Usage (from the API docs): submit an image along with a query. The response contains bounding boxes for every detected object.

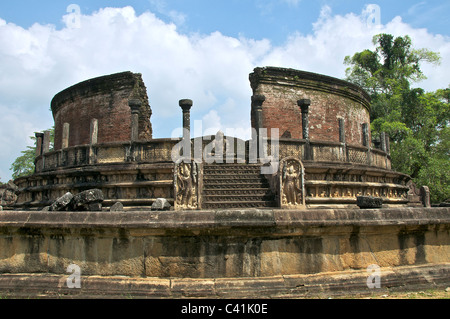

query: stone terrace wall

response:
[51,71,152,150]
[0,208,448,279]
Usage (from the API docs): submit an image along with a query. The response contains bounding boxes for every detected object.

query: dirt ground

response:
[335,287,450,299]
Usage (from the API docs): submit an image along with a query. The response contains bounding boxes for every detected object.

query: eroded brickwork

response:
[51,72,152,150]
[250,67,371,146]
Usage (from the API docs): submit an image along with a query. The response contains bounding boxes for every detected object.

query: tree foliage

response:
[10,128,54,180]
[345,33,448,203]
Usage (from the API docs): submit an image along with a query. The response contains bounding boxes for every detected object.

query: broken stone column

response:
[362,123,369,147]
[338,118,346,143]
[380,132,386,152]
[35,133,44,157]
[129,99,141,142]
[90,118,98,145]
[385,133,391,155]
[43,130,51,154]
[420,186,431,208]
[62,123,70,149]
[89,118,98,164]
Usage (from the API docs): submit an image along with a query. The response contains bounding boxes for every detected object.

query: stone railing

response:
[269,138,391,169]
[34,138,181,173]
[34,136,392,173]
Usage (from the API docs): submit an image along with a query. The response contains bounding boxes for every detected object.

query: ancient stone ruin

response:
[12,67,419,211]
[1,67,448,298]
[0,180,18,210]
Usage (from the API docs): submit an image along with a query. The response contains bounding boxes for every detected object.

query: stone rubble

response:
[44,189,104,211]
[151,198,172,211]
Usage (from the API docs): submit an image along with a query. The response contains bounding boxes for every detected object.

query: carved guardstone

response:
[174,159,202,210]
[278,157,305,209]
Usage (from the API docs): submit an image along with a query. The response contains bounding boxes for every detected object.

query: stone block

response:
[110,202,124,212]
[356,196,383,209]
[420,186,431,208]
[50,192,74,211]
[71,189,104,211]
[151,198,171,211]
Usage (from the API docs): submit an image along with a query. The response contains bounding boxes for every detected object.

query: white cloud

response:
[0,5,448,181]
[148,0,187,25]
[259,7,450,92]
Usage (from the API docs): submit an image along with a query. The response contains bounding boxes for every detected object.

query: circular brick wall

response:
[250,67,371,147]
[51,72,152,150]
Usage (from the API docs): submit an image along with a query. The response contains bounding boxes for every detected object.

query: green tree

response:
[10,128,54,180]
[344,34,448,204]
[10,144,36,180]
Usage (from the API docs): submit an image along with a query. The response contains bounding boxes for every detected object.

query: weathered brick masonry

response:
[51,71,152,150]
[14,67,412,210]
[250,67,371,146]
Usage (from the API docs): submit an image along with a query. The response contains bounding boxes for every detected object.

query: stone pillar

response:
[297,99,311,140]
[179,99,193,159]
[89,119,98,164]
[62,123,70,149]
[179,99,193,141]
[380,132,386,152]
[35,133,44,157]
[385,133,390,155]
[251,95,265,133]
[420,186,431,208]
[90,118,98,145]
[338,118,347,162]
[338,118,345,143]
[362,123,369,147]
[43,131,51,154]
[129,99,141,142]
[298,99,311,161]
[251,95,265,159]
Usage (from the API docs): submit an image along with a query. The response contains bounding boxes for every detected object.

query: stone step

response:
[203,188,272,195]
[202,200,277,209]
[203,163,262,168]
[203,178,269,184]
[203,184,271,191]
[203,165,262,173]
[201,163,275,209]
[203,165,261,173]
[203,192,274,199]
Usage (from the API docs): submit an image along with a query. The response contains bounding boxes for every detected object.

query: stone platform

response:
[0,207,449,298]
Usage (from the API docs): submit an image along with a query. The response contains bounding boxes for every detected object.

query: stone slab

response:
[0,263,448,299]
[1,207,448,230]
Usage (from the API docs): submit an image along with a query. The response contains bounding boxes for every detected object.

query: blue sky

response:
[1,1,449,41]
[0,1,449,181]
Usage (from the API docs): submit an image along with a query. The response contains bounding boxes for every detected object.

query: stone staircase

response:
[202,163,276,209]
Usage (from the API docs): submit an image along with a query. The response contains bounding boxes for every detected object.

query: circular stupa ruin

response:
[1,67,448,298]
[13,66,415,211]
